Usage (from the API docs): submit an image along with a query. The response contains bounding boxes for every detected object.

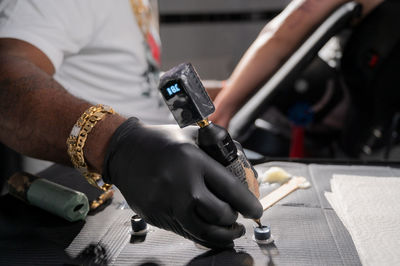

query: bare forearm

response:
[0,55,125,172]
[212,0,384,128]
[211,0,349,126]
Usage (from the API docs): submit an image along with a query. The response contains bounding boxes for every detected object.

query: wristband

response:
[67,104,115,191]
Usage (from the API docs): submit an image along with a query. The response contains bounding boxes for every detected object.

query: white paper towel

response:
[325,175,400,266]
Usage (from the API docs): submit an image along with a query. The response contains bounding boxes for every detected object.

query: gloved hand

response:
[102,118,262,249]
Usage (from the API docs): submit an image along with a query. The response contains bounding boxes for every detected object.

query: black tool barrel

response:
[197,123,238,166]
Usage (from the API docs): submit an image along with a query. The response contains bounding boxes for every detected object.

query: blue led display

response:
[166,83,181,96]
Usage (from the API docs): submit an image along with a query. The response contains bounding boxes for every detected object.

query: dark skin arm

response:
[0,38,126,172]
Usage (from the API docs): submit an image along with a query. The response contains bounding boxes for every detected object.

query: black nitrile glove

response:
[103,118,262,249]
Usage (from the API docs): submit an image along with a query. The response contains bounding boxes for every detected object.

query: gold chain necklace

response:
[129,0,152,38]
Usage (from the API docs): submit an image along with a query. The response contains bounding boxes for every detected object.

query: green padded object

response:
[27,178,89,222]
[8,172,89,222]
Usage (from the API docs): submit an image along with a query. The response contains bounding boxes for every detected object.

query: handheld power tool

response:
[158,62,261,226]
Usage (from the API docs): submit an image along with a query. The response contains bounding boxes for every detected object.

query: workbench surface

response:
[2,162,399,265]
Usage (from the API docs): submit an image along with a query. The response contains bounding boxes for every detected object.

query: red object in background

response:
[290,125,305,158]
[147,33,161,65]
[368,54,379,68]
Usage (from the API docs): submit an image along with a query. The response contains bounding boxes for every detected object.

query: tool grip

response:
[197,123,237,166]
[226,144,260,199]
[197,124,260,198]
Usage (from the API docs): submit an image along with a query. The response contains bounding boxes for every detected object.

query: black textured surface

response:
[3,162,396,265]
[0,143,21,194]
[37,164,103,203]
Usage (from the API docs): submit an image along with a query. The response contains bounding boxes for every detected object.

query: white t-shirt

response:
[0,0,173,124]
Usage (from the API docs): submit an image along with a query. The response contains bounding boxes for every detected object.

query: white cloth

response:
[0,0,173,124]
[325,175,400,266]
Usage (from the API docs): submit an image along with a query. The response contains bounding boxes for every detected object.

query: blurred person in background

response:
[210,0,400,157]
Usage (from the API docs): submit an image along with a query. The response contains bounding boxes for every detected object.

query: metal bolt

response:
[253,225,274,245]
[131,215,148,236]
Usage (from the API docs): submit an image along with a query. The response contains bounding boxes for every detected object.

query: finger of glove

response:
[183,218,245,249]
[191,236,234,250]
[146,124,198,144]
[145,212,239,249]
[195,189,238,226]
[181,126,199,141]
[202,155,263,219]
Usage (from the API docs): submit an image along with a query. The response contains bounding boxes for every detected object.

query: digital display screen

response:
[166,83,181,96]
[161,81,186,100]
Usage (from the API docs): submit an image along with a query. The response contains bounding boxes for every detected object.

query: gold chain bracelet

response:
[67,104,115,191]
